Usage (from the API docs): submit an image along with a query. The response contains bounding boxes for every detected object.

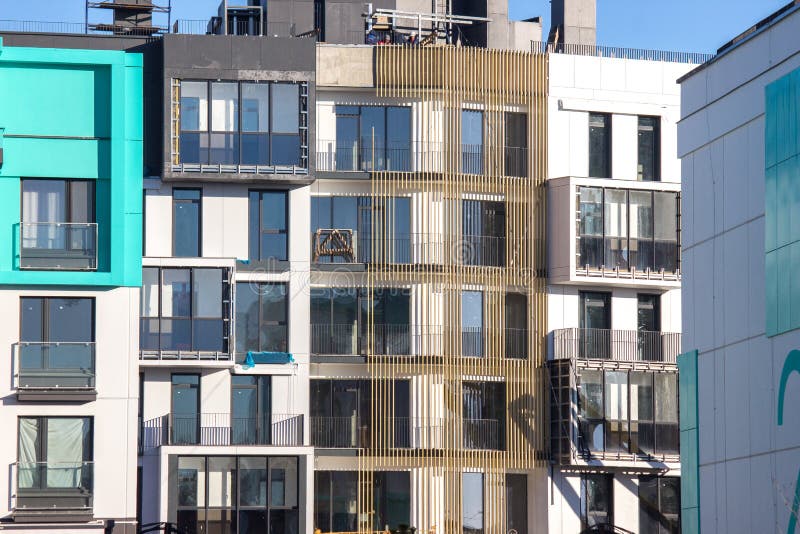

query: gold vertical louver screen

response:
[356,45,548,534]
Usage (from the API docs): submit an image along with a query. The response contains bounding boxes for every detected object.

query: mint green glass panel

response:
[678,350,700,534]
[765,67,800,337]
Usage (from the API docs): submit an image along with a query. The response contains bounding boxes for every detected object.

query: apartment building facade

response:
[678,3,800,533]
[0,38,143,532]
[545,50,698,533]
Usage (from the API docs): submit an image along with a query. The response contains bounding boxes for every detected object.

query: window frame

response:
[588,112,612,178]
[333,104,413,172]
[248,190,289,262]
[235,281,289,356]
[20,296,96,343]
[581,473,614,530]
[172,187,202,258]
[637,115,661,182]
[178,79,304,168]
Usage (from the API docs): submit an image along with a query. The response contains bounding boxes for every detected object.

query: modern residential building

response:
[678,2,800,533]
[544,21,704,534]
[0,37,143,533]
[0,0,716,531]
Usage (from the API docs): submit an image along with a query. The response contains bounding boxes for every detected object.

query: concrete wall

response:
[678,7,800,533]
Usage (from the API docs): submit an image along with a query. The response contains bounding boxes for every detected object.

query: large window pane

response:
[630,190,654,271]
[211,82,238,132]
[269,457,297,507]
[181,81,208,132]
[249,191,288,261]
[361,107,387,171]
[605,371,629,452]
[462,472,484,534]
[271,84,299,133]
[630,371,654,454]
[373,471,410,531]
[386,107,411,171]
[462,110,484,174]
[242,83,270,132]
[142,268,159,317]
[506,474,528,534]
[173,189,201,257]
[178,456,206,507]
[505,112,528,177]
[582,474,613,528]
[589,113,611,178]
[655,373,679,454]
[47,298,93,342]
[579,369,604,452]
[579,187,604,268]
[461,291,484,357]
[239,457,268,506]
[162,269,191,317]
[638,116,660,182]
[654,192,678,272]
[193,269,222,318]
[207,457,235,508]
[271,135,301,166]
[236,282,260,354]
[604,189,628,269]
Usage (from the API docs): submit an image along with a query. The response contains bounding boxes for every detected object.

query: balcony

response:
[13,342,96,401]
[552,328,680,364]
[547,177,681,288]
[315,139,529,177]
[14,461,93,521]
[462,418,503,450]
[19,223,97,271]
[310,416,444,449]
[139,413,303,451]
[310,323,414,356]
[139,318,230,363]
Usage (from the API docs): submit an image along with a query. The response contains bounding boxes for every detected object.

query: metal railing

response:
[315,139,529,177]
[462,418,502,450]
[13,342,96,390]
[139,317,229,356]
[139,413,303,449]
[504,327,528,359]
[552,328,680,363]
[0,20,88,34]
[310,416,445,449]
[15,461,93,511]
[19,222,97,271]
[532,41,714,64]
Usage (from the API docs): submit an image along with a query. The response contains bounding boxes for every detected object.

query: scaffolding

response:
[85,0,171,36]
[364,6,491,45]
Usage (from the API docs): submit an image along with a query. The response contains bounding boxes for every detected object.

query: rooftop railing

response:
[552,328,680,364]
[532,41,714,64]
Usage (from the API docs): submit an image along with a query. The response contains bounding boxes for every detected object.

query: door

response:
[232,376,271,445]
[171,374,200,444]
[332,381,361,447]
[637,294,661,361]
[580,292,611,359]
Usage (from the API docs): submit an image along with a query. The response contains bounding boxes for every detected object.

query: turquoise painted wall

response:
[765,67,800,336]
[0,41,142,287]
[678,349,700,534]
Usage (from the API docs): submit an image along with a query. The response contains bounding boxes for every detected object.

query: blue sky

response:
[0,0,791,53]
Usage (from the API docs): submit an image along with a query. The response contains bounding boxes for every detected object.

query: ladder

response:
[299,81,309,170]
[170,78,180,166]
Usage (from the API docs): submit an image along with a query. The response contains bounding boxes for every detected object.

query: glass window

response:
[462,472,484,534]
[578,186,604,268]
[173,188,201,257]
[271,84,299,133]
[655,373,679,454]
[236,282,288,358]
[579,369,604,452]
[373,471,410,530]
[331,106,411,172]
[207,457,235,508]
[654,192,679,272]
[581,474,613,529]
[505,112,528,177]
[604,189,628,269]
[240,457,268,506]
[180,81,208,132]
[463,382,506,450]
[506,474,528,534]
[605,370,629,452]
[461,291,484,357]
[579,291,611,359]
[386,107,412,171]
[640,476,680,534]
[638,116,660,182]
[141,268,228,353]
[630,371,655,454]
[17,417,92,492]
[630,190,654,271]
[462,110,484,174]
[242,84,270,132]
[589,112,611,178]
[171,374,200,445]
[211,82,238,132]
[505,293,527,359]
[249,191,288,261]
[462,200,506,267]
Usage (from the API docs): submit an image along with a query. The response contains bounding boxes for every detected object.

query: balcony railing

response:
[139,413,303,450]
[15,461,93,511]
[531,41,714,64]
[552,328,680,363]
[19,222,97,271]
[462,418,502,450]
[139,317,229,359]
[310,416,445,449]
[316,139,529,177]
[13,342,96,390]
[310,323,415,356]
[578,418,680,458]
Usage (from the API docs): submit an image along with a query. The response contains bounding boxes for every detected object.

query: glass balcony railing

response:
[19,222,97,271]
[15,461,93,511]
[14,342,96,390]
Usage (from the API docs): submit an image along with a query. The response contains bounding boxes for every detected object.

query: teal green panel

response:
[0,46,142,287]
[767,251,778,336]
[678,350,700,534]
[0,138,107,179]
[680,429,699,507]
[779,246,792,334]
[793,242,800,330]
[766,80,778,169]
[777,159,791,248]
[0,63,110,139]
[682,507,699,534]
[766,166,777,252]
[678,350,698,429]
[765,66,800,337]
